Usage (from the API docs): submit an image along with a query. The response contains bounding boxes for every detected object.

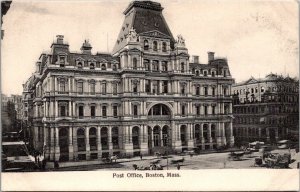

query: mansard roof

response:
[112,0,175,54]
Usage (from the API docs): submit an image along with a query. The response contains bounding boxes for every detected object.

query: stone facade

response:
[23,1,234,162]
[232,74,299,145]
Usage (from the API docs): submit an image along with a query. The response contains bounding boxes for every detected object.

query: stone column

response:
[55,101,58,117]
[69,101,72,117]
[85,127,90,160]
[108,126,113,155]
[72,128,78,161]
[73,102,76,117]
[229,122,234,147]
[97,126,102,159]
[54,76,57,94]
[140,125,148,155]
[54,127,60,161]
[44,126,50,160]
[187,124,195,149]
[160,127,163,146]
[68,127,74,161]
[50,128,55,161]
[258,128,262,138]
[200,124,205,150]
[123,126,133,157]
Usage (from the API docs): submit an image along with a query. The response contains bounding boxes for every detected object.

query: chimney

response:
[56,35,64,44]
[192,55,199,63]
[208,52,215,62]
[81,39,92,54]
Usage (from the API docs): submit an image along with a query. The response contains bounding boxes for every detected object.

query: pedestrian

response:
[140,154,143,160]
[177,164,180,170]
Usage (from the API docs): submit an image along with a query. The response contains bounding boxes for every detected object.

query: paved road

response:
[53,148,298,171]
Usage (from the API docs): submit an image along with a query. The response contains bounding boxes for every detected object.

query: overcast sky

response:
[1,0,298,95]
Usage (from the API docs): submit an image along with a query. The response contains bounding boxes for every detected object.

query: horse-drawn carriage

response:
[170,157,185,164]
[228,151,245,161]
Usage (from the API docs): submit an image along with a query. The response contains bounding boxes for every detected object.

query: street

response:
[51,148,299,171]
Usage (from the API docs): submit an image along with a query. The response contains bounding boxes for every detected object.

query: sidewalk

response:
[46,155,157,169]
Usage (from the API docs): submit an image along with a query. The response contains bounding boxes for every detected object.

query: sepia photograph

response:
[1,0,299,190]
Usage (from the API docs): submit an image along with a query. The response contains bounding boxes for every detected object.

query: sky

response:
[1,0,299,95]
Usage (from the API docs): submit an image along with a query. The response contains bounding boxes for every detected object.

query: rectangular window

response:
[79,106,84,118]
[204,87,208,96]
[102,83,107,94]
[196,106,200,115]
[113,106,118,117]
[113,83,117,95]
[212,87,215,96]
[145,80,151,93]
[90,83,95,95]
[181,85,185,94]
[133,83,138,93]
[152,81,158,94]
[181,105,185,115]
[78,82,83,94]
[91,106,95,118]
[204,106,208,115]
[102,106,107,117]
[212,106,215,115]
[196,87,200,96]
[60,106,66,117]
[163,81,168,93]
[133,105,138,117]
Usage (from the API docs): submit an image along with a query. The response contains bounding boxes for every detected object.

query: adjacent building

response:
[1,94,22,133]
[23,1,234,162]
[232,74,299,145]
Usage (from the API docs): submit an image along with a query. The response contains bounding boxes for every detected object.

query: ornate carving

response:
[176,34,185,47]
[127,27,138,43]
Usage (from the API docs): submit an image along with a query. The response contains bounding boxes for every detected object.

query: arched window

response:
[162,42,167,52]
[132,127,139,149]
[101,64,106,70]
[144,40,149,50]
[194,124,201,142]
[153,41,158,51]
[78,62,83,69]
[101,127,108,150]
[162,126,170,146]
[89,127,97,150]
[112,127,119,149]
[90,63,95,69]
[148,104,171,116]
[77,129,85,152]
[153,126,161,146]
[211,71,215,77]
[133,58,137,70]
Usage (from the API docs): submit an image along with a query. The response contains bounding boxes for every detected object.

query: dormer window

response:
[211,71,215,77]
[153,41,158,51]
[162,42,167,52]
[144,40,149,50]
[224,69,227,77]
[59,55,65,67]
[78,62,83,69]
[112,64,117,71]
[101,64,106,70]
[204,70,208,76]
[196,70,200,76]
[90,63,95,70]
